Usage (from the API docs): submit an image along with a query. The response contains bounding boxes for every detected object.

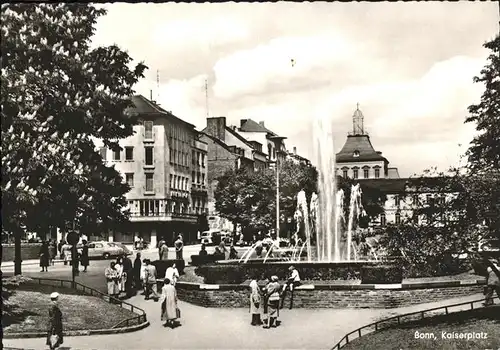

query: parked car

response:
[85,241,131,259]
[62,241,131,260]
[200,230,220,246]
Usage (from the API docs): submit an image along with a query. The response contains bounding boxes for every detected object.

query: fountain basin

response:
[174,278,485,309]
[195,260,399,284]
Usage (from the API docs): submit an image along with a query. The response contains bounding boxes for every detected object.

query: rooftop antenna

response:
[205,78,209,118]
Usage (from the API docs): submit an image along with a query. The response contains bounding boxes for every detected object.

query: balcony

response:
[129,211,197,223]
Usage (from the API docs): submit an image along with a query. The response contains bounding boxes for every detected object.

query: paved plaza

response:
[3,267,485,350]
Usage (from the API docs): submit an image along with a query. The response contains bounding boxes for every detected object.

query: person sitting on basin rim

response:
[264,275,281,328]
[281,266,301,309]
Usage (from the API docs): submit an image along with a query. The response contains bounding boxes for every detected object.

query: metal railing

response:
[331,295,499,350]
[29,277,147,329]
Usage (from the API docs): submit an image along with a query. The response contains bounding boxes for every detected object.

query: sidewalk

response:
[3,292,485,350]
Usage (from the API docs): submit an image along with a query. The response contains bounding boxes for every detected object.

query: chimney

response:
[376,151,382,155]
[293,147,297,155]
[150,90,153,100]
[240,119,247,128]
[206,117,226,142]
[259,121,265,127]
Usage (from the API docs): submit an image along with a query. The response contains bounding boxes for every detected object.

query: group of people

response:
[158,235,184,260]
[39,240,58,271]
[104,254,134,300]
[198,242,239,260]
[249,266,302,328]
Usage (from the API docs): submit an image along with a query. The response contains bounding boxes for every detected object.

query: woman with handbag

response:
[263,275,281,329]
[160,278,180,328]
[249,278,262,326]
[46,292,63,350]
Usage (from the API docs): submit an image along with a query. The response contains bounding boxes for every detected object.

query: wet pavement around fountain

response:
[4,292,486,350]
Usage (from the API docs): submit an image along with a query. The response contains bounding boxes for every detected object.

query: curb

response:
[3,320,150,339]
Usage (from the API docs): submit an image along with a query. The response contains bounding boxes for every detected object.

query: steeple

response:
[352,103,365,136]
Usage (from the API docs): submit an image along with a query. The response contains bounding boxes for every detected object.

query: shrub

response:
[195,265,245,284]
[360,265,403,284]
[2,275,32,318]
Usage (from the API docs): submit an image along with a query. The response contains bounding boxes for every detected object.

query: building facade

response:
[336,106,400,180]
[93,95,208,246]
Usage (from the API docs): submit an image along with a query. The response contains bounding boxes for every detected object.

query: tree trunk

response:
[14,229,22,275]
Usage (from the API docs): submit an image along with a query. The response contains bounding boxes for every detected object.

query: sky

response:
[91,2,499,178]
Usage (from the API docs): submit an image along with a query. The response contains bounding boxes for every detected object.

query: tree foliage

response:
[214,168,275,230]
[465,34,500,172]
[1,4,147,237]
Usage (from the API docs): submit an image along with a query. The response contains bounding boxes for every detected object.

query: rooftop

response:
[239,119,278,136]
[129,95,196,129]
[336,135,387,163]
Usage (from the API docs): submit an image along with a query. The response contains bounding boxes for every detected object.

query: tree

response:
[214,168,275,232]
[465,34,500,172]
[1,4,147,274]
[275,159,318,229]
[464,33,500,241]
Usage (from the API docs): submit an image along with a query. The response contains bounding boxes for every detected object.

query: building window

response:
[394,195,400,207]
[99,147,107,160]
[343,170,348,178]
[363,169,369,179]
[145,146,154,166]
[353,150,360,158]
[125,147,134,161]
[145,173,154,192]
[113,148,120,161]
[380,213,386,226]
[353,169,358,179]
[125,173,134,187]
[374,168,380,178]
[170,174,173,189]
[144,121,153,139]
[202,173,205,185]
[192,150,195,165]
[192,171,195,183]
[202,154,206,168]
[395,212,401,225]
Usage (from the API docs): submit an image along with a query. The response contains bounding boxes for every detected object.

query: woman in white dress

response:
[115,257,124,293]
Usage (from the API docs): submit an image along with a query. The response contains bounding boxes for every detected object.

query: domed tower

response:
[336,104,399,180]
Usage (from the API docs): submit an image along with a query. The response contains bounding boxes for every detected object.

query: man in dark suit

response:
[46,292,63,350]
[122,253,134,298]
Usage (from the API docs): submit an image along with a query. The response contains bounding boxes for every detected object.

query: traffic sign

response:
[66,231,79,245]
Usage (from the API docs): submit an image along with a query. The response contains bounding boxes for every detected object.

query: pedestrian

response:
[229,244,239,260]
[115,257,124,295]
[46,292,64,350]
[144,259,159,301]
[174,235,184,260]
[39,241,50,272]
[281,265,301,309]
[105,262,120,302]
[199,243,208,256]
[57,240,64,259]
[134,235,140,250]
[160,278,180,328]
[158,238,166,260]
[249,278,262,326]
[133,252,142,291]
[48,240,57,266]
[141,258,148,295]
[159,241,169,261]
[483,260,500,306]
[164,262,180,286]
[80,241,89,272]
[122,253,133,298]
[263,275,281,329]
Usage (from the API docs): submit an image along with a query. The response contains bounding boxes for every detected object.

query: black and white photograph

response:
[1,2,499,350]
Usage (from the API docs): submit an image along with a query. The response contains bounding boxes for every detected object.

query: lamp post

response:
[269,136,287,242]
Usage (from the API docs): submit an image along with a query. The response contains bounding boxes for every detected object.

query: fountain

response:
[198,111,389,284]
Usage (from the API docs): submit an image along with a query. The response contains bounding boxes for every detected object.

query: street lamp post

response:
[269,136,287,242]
